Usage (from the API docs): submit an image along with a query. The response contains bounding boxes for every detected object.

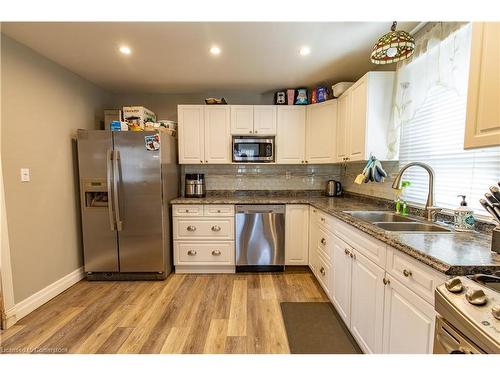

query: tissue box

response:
[123,106,156,125]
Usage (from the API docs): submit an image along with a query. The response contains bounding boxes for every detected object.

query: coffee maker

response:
[185,174,206,198]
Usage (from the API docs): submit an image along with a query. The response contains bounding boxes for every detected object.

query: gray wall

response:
[1,34,111,303]
[109,91,274,123]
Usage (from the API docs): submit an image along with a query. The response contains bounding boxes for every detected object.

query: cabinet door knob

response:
[187,225,196,232]
[200,160,203,163]
[211,225,221,232]
[185,209,189,213]
[249,130,253,134]
[350,252,355,259]
[320,238,326,245]
[403,269,412,277]
[212,250,221,256]
[217,209,221,213]
[383,277,390,285]
[344,248,350,255]
[254,130,258,134]
[205,160,208,163]
[320,217,325,222]
[187,250,197,256]
[320,267,326,276]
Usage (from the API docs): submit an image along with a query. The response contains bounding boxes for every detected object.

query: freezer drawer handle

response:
[106,148,115,231]
[211,225,221,232]
[187,250,197,256]
[212,250,221,256]
[187,225,197,232]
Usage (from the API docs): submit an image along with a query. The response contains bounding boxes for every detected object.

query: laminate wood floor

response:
[0,269,329,354]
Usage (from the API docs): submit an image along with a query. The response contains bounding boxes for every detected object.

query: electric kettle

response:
[326,180,342,197]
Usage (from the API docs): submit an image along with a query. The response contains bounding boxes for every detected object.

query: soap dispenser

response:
[454,195,475,232]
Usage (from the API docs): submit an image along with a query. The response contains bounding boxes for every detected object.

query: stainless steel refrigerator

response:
[76,130,179,280]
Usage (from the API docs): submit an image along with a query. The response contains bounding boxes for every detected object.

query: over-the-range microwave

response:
[232,136,275,163]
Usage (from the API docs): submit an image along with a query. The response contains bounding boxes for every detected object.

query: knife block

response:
[492,227,500,254]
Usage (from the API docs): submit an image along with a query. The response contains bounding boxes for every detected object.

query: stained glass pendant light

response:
[371,21,415,64]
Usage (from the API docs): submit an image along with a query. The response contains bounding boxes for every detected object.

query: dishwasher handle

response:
[235,205,285,214]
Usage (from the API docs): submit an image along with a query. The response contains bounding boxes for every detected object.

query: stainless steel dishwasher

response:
[235,205,285,272]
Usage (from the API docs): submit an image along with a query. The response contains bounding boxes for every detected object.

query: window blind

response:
[397,24,500,216]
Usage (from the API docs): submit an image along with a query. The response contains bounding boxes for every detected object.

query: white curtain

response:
[391,22,500,216]
[388,22,471,158]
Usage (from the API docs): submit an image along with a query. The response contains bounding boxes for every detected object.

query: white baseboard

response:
[4,267,84,328]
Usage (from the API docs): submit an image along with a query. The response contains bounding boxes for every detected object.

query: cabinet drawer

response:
[316,251,332,297]
[316,209,335,233]
[173,217,234,240]
[172,204,204,217]
[317,226,334,263]
[386,247,447,305]
[332,217,386,268]
[204,205,235,216]
[175,241,235,265]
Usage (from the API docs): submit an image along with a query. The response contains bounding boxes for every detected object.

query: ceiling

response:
[2,22,419,94]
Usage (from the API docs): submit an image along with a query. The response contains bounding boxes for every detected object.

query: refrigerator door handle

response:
[106,148,115,231]
[113,149,123,231]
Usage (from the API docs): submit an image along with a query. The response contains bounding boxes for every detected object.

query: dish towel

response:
[354,156,388,184]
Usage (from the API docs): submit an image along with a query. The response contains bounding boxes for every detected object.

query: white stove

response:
[434,275,500,354]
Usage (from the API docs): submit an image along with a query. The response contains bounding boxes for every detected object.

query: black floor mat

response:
[280,302,362,354]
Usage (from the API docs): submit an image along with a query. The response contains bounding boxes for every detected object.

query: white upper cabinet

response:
[306,101,337,164]
[464,22,500,149]
[253,105,277,135]
[178,105,205,164]
[178,105,230,164]
[230,105,254,135]
[230,105,277,136]
[348,79,368,161]
[383,276,435,354]
[276,106,307,164]
[336,72,396,162]
[285,205,309,265]
[336,94,350,162]
[204,106,231,163]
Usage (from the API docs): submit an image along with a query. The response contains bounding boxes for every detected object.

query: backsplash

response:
[339,160,401,201]
[180,164,341,195]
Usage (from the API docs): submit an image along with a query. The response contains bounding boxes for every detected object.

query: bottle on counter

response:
[395,180,411,215]
[454,195,475,232]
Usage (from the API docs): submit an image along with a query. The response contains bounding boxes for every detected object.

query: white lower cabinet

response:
[172,204,235,273]
[310,207,445,354]
[382,276,436,354]
[285,205,309,265]
[331,235,352,326]
[350,249,385,354]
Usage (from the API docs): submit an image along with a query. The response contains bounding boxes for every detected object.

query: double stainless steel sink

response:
[343,211,452,233]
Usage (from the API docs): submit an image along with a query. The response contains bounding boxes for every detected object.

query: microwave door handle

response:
[106,149,115,231]
[113,150,123,231]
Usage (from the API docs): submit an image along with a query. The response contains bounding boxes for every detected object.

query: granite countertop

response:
[170,192,500,276]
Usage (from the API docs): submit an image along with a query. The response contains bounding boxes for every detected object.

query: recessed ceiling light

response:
[119,46,132,55]
[299,46,311,56]
[210,46,221,56]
